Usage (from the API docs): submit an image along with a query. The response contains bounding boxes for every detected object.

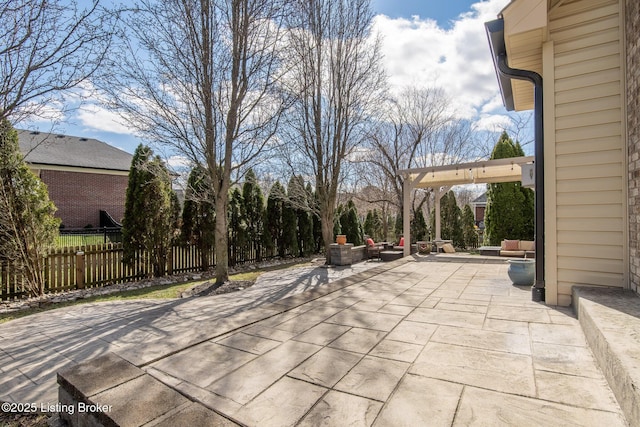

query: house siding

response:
[40,170,128,228]
[627,0,640,293]
[548,0,627,305]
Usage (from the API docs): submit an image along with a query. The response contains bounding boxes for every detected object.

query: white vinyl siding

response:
[549,0,626,303]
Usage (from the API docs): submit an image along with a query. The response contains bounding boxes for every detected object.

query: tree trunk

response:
[214,191,229,284]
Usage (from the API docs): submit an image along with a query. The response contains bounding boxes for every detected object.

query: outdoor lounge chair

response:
[366,238,383,260]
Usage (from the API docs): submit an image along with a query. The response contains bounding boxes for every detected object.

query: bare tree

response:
[281,0,384,263]
[358,86,478,227]
[102,0,288,284]
[0,0,114,123]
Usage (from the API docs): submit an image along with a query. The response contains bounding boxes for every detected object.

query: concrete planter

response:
[507,259,535,286]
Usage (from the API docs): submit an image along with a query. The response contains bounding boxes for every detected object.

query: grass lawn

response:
[0,259,315,324]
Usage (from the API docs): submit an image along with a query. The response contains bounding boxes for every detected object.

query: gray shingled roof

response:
[472,192,487,204]
[18,130,132,172]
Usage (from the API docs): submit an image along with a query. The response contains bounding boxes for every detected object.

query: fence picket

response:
[0,241,279,301]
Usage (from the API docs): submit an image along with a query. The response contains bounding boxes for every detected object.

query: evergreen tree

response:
[372,209,384,242]
[440,191,464,248]
[266,181,285,256]
[484,132,535,244]
[339,200,363,246]
[242,169,265,261]
[181,165,215,270]
[363,210,375,240]
[228,187,247,266]
[0,120,60,296]
[364,208,385,242]
[288,176,314,257]
[309,183,323,253]
[122,144,176,277]
[462,204,477,249]
[411,208,428,242]
[394,214,403,240]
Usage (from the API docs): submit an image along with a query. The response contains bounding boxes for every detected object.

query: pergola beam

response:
[400,155,534,257]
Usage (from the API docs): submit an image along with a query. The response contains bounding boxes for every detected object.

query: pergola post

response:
[403,176,411,257]
[434,186,451,241]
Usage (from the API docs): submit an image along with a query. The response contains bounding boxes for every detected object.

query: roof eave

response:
[485,18,516,112]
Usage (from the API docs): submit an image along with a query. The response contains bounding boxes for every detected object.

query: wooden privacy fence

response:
[0,243,218,301]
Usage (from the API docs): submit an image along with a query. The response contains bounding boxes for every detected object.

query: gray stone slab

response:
[10,377,58,404]
[530,322,588,347]
[482,318,530,335]
[233,376,326,427]
[299,390,382,427]
[351,300,389,312]
[573,286,640,427]
[410,342,536,397]
[207,340,321,405]
[216,332,281,355]
[532,341,604,379]
[535,369,620,412]
[487,305,551,323]
[0,370,37,401]
[406,307,485,329]
[57,352,143,398]
[326,309,403,332]
[385,321,437,345]
[242,325,298,342]
[146,402,240,426]
[288,347,362,387]
[431,325,531,355]
[369,339,423,363]
[171,380,243,418]
[328,328,386,354]
[292,322,351,346]
[435,301,488,314]
[374,375,463,427]
[454,386,626,427]
[335,356,409,402]
[388,293,427,306]
[376,304,414,316]
[90,374,190,426]
[273,312,332,334]
[149,341,256,388]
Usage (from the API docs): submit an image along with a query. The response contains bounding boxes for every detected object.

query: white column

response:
[403,176,411,257]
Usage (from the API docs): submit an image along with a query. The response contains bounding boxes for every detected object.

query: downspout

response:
[496,54,545,302]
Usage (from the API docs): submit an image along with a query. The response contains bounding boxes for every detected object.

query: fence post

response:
[76,251,85,289]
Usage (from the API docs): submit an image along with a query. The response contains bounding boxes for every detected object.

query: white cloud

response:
[474,114,513,132]
[372,0,510,120]
[167,155,191,169]
[76,103,132,135]
[481,93,505,114]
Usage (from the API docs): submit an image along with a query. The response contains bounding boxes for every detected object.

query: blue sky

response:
[25,0,523,158]
[372,0,481,27]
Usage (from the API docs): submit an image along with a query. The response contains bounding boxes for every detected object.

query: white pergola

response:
[399,155,535,256]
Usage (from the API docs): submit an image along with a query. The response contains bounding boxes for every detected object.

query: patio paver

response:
[1,255,632,426]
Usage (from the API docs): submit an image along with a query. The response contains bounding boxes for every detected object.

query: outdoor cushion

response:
[398,237,405,247]
[503,240,520,251]
[520,240,535,251]
[442,243,455,253]
[366,238,375,247]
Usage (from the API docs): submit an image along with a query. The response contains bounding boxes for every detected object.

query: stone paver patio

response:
[1,255,630,425]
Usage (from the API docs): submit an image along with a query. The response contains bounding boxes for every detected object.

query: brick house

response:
[18,130,132,229]
[471,192,487,229]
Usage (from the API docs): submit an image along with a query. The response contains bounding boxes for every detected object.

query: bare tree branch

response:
[0,0,115,123]
[101,0,289,283]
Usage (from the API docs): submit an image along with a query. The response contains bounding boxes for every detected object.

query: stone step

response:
[573,286,640,427]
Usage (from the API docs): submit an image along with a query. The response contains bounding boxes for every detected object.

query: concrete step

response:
[573,286,640,427]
